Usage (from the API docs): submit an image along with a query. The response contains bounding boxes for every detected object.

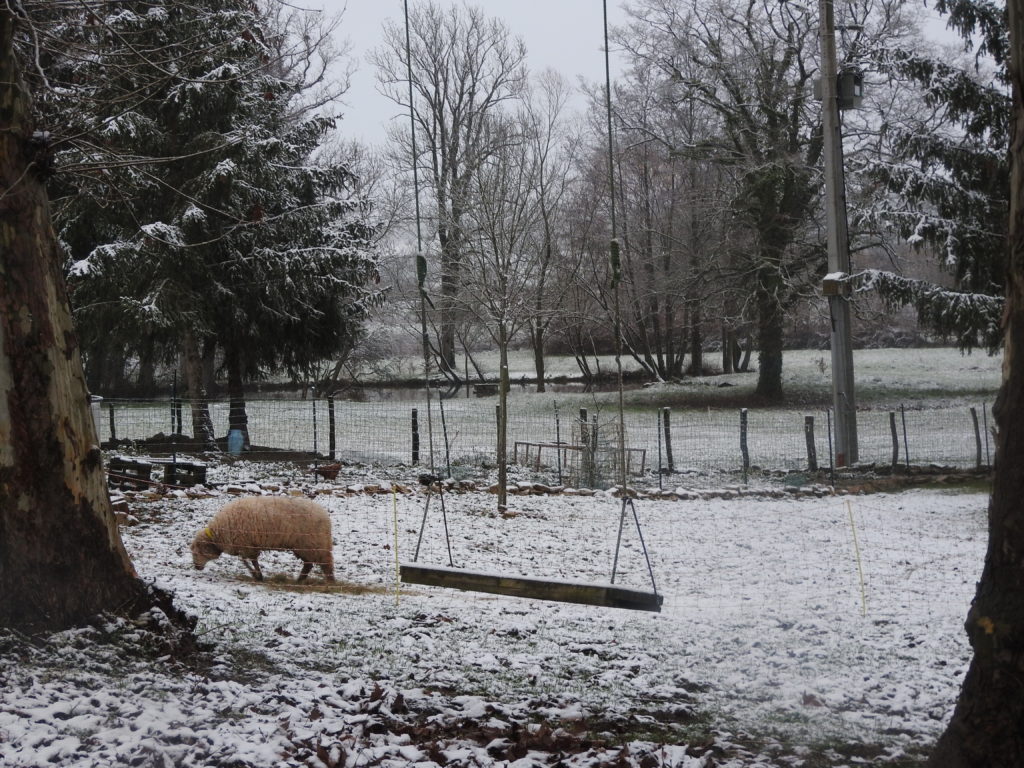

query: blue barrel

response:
[227,429,244,456]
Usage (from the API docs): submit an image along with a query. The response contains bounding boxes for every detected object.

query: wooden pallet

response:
[106,457,154,489]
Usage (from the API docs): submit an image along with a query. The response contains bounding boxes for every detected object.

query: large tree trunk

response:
[722,324,735,374]
[180,329,215,448]
[438,222,459,378]
[531,323,546,393]
[687,299,703,376]
[0,11,149,631]
[754,265,785,400]
[85,342,108,395]
[927,1,1024,761]
[136,335,157,397]
[224,345,250,450]
[109,348,128,394]
[201,338,218,398]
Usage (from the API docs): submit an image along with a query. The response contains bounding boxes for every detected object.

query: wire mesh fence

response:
[93,392,996,489]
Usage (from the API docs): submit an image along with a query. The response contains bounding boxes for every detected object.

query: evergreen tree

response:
[859,0,1009,350]
[32,1,381,445]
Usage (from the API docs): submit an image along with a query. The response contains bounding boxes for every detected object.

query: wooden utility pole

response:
[819,0,858,465]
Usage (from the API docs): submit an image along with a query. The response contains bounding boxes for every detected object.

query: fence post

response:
[579,408,593,487]
[171,372,177,440]
[108,402,116,443]
[312,394,318,472]
[740,408,750,484]
[900,404,910,469]
[554,401,563,485]
[888,411,899,470]
[970,406,982,469]
[983,403,992,467]
[662,407,675,473]
[328,395,336,461]
[656,409,663,491]
[827,409,835,487]
[411,408,420,465]
[804,415,817,472]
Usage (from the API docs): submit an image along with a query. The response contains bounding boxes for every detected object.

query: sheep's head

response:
[190,528,222,569]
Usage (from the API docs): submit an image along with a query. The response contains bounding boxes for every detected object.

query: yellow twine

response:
[846,500,867,616]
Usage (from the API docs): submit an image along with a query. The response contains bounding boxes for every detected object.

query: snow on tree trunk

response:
[926,0,1024,761]
[0,10,148,631]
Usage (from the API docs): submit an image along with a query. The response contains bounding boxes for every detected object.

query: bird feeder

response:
[822,271,850,296]
[836,68,863,110]
[812,67,865,110]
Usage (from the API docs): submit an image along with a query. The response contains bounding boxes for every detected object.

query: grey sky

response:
[307,1,956,144]
[306,1,629,143]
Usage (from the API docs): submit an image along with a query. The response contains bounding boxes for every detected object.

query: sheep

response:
[190,496,334,583]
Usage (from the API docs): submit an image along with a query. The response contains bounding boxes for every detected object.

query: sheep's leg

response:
[297,561,313,583]
[245,557,263,582]
[321,554,335,583]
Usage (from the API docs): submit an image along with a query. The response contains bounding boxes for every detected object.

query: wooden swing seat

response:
[400,562,663,612]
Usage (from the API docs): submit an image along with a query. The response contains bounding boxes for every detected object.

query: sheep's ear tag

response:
[204,527,214,539]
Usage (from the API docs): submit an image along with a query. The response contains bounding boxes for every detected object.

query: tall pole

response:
[819,0,858,466]
[405,0,435,471]
[604,0,628,490]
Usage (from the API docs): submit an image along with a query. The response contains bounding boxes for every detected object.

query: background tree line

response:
[22,0,383,448]
[368,0,1009,403]
[23,0,1012,420]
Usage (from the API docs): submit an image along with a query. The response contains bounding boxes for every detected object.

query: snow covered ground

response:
[1,473,987,766]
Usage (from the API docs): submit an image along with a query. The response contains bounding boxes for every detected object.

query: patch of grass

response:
[258,574,390,596]
[580,706,714,746]
[215,644,284,683]
[930,476,994,495]
[773,738,929,767]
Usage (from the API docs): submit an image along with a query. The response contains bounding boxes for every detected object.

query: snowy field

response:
[342,347,1002,401]
[0,475,988,766]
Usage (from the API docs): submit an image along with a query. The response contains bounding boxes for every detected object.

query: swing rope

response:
[405,0,455,569]
[603,0,658,596]
[399,1,661,611]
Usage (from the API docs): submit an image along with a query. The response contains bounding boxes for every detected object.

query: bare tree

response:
[373,1,527,379]
[617,0,913,398]
[460,115,542,510]
[263,0,354,119]
[523,70,581,392]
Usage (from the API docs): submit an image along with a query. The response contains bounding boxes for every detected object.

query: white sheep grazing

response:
[190,496,335,582]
